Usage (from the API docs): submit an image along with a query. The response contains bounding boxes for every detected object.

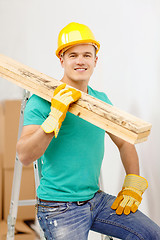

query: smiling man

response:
[17,22,160,240]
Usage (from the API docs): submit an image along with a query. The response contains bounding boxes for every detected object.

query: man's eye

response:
[69,55,76,58]
[85,54,91,58]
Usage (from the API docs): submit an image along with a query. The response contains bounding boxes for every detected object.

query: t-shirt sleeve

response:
[23,94,50,126]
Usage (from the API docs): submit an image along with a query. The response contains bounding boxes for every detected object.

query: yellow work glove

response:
[41,83,81,137]
[111,174,148,215]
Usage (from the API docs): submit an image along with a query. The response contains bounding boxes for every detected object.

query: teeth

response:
[75,68,86,71]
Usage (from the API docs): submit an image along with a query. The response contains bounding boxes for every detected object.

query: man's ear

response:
[94,56,98,67]
[60,56,64,68]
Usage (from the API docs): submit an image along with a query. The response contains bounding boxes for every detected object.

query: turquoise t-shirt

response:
[23,86,112,201]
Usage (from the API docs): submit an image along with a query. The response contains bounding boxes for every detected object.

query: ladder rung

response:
[18,199,36,206]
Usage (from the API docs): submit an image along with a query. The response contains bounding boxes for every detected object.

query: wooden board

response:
[0,54,152,144]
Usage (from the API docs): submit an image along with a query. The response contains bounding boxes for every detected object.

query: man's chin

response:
[72,79,88,84]
[71,76,89,82]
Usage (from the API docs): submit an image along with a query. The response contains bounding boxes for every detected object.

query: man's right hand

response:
[41,83,81,137]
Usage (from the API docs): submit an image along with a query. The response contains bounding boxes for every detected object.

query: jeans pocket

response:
[38,202,69,219]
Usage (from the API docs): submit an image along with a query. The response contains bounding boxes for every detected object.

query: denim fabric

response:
[37,191,160,240]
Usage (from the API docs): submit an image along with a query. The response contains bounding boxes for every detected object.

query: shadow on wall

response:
[129,101,160,226]
[142,115,160,226]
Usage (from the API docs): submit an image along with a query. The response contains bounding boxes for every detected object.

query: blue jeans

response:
[37,191,160,239]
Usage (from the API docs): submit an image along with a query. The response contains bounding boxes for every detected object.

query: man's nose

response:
[76,55,85,65]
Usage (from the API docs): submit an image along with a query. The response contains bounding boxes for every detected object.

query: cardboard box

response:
[3,167,36,220]
[0,100,23,169]
[0,100,37,221]
[0,220,37,240]
[0,104,4,220]
[3,100,21,169]
[0,155,2,220]
[0,104,4,157]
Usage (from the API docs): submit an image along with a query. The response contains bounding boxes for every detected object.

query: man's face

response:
[60,44,98,84]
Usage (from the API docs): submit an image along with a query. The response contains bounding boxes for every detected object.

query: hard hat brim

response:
[56,39,100,58]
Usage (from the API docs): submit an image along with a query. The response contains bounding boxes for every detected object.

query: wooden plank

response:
[0,54,152,144]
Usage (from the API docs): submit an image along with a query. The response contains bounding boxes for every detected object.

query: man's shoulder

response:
[88,86,113,105]
[27,94,50,108]
[23,94,50,126]
[25,94,50,117]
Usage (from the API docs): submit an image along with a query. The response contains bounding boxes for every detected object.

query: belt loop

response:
[77,201,84,206]
[76,200,89,206]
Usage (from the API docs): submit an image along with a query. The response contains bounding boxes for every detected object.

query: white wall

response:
[0,0,160,237]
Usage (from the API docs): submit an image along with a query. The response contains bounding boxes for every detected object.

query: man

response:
[17,22,160,239]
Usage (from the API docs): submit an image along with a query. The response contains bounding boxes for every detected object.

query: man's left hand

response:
[111,174,148,215]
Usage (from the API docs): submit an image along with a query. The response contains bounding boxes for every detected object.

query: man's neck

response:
[60,77,88,93]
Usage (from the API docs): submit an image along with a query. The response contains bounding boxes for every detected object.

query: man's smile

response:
[74,67,87,72]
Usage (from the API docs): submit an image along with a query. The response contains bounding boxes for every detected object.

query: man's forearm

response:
[108,133,140,175]
[17,126,54,166]
[119,142,139,175]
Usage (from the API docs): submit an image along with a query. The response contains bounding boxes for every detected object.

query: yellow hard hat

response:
[56,22,100,58]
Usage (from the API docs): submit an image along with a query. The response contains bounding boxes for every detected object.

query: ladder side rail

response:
[33,158,46,239]
[7,90,30,240]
